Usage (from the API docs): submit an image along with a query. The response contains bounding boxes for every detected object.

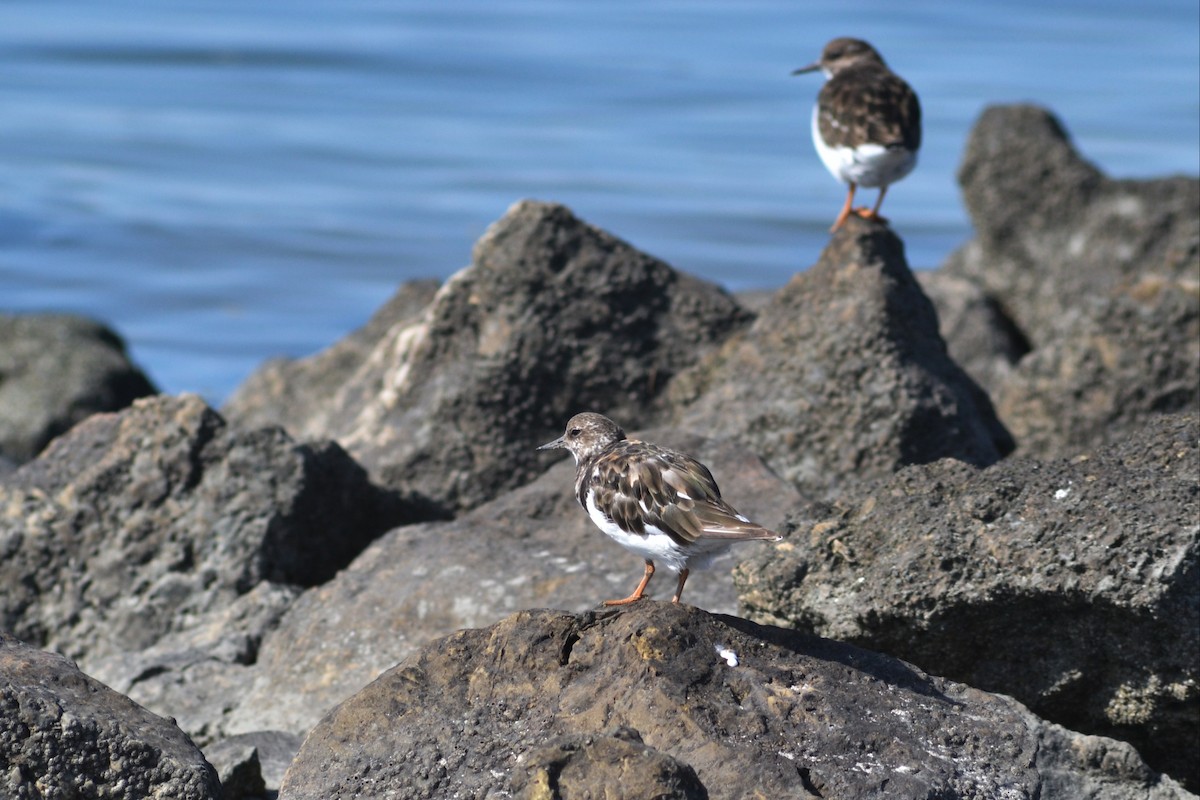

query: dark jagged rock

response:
[671,215,1013,499]
[223,429,797,737]
[944,104,1198,348]
[226,200,752,513]
[222,278,441,436]
[0,313,156,464]
[735,412,1199,790]
[278,604,1188,800]
[0,632,220,800]
[0,393,419,666]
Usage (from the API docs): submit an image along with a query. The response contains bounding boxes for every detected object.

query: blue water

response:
[1,1,1197,403]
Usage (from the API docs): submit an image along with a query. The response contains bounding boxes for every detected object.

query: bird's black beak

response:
[791,62,821,76]
[537,435,565,452]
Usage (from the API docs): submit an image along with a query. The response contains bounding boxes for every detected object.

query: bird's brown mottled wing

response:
[582,441,779,546]
[817,65,921,151]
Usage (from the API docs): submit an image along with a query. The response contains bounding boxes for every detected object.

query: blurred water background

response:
[1,0,1197,403]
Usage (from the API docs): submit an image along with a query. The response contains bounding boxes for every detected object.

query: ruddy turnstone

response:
[538,412,780,606]
[793,37,921,231]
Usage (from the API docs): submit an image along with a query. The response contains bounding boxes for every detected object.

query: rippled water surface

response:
[2,0,1197,401]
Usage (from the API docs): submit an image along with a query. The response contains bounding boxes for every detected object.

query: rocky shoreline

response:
[2,104,1197,799]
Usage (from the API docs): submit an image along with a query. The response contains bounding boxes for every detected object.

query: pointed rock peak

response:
[958,104,1105,236]
[815,213,910,279]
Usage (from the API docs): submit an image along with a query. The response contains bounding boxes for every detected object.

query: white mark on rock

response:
[715,644,739,667]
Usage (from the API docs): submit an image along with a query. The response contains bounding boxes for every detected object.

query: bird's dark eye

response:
[568,428,581,438]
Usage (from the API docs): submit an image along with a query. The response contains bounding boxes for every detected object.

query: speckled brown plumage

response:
[794,37,922,230]
[538,412,779,605]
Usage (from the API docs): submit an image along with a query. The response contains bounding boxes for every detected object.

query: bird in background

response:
[794,37,922,232]
[538,412,781,606]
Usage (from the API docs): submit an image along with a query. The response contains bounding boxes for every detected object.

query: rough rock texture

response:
[1,632,220,800]
[0,393,418,665]
[943,104,1199,347]
[278,604,1188,800]
[223,430,798,738]
[735,412,1199,790]
[224,200,752,513]
[671,214,1014,499]
[222,278,441,435]
[993,276,1199,458]
[0,313,157,464]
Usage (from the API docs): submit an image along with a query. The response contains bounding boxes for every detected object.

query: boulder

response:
[943,104,1199,348]
[0,313,156,464]
[735,412,1199,790]
[0,393,419,666]
[0,631,220,800]
[223,429,797,737]
[278,604,1188,800]
[224,200,752,513]
[671,214,1014,499]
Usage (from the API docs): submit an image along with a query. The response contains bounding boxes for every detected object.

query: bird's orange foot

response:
[602,593,648,606]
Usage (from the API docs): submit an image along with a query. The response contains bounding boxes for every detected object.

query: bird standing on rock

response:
[794,37,921,232]
[538,412,780,606]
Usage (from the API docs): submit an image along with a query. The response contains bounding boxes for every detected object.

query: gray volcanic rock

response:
[84,582,303,747]
[227,199,752,513]
[936,105,1200,458]
[0,632,220,800]
[0,393,418,665]
[0,313,156,464]
[222,278,441,436]
[223,429,797,738]
[734,412,1199,790]
[943,104,1199,348]
[278,604,1188,800]
[994,276,1199,459]
[671,214,1013,499]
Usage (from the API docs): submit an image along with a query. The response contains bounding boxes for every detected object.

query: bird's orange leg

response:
[855,185,889,222]
[671,568,690,604]
[603,560,654,606]
[830,182,857,231]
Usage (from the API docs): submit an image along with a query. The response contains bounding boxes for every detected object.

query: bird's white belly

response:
[812,106,917,188]
[584,492,727,573]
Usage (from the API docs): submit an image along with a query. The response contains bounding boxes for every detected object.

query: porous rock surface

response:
[224,200,752,513]
[278,603,1188,800]
[671,214,1014,499]
[1,631,220,800]
[735,411,1199,789]
[0,393,415,664]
